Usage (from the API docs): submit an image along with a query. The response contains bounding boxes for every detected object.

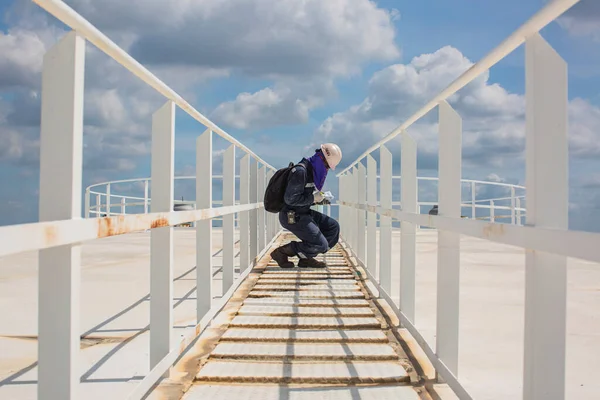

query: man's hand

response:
[313,191,324,204]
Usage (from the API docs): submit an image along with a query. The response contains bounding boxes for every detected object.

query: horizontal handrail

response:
[32,0,275,171]
[337,0,579,176]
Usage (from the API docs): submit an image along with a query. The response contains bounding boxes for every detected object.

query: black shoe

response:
[298,257,326,268]
[270,244,296,268]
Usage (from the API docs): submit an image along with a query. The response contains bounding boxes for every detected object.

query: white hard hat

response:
[320,143,342,170]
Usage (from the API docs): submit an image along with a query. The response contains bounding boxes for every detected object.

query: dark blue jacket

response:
[281,158,315,214]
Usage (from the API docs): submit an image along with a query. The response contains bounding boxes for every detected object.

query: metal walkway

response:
[178,233,428,400]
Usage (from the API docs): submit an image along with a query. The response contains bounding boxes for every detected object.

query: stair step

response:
[196,360,410,384]
[256,279,357,285]
[237,305,374,317]
[210,342,398,361]
[229,316,381,329]
[219,328,388,343]
[242,298,370,307]
[248,290,365,299]
[184,384,420,400]
[252,284,359,291]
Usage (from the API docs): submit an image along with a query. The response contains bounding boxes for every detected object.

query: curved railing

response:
[85,175,526,224]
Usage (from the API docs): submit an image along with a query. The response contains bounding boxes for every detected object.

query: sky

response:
[1,0,600,232]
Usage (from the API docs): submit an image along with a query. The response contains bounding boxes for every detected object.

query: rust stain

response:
[44,226,58,245]
[151,217,170,229]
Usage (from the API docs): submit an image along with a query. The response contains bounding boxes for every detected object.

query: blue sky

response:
[1,0,600,232]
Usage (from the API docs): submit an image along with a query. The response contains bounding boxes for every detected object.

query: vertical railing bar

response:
[357,163,367,263]
[258,165,266,251]
[523,32,568,400]
[239,154,250,272]
[37,30,85,400]
[379,146,392,291]
[436,100,462,380]
[222,145,235,292]
[367,155,377,278]
[401,133,417,324]
[196,129,213,321]
[144,179,149,214]
[106,183,111,216]
[249,160,258,263]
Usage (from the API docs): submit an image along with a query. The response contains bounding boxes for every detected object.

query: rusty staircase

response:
[173,233,432,400]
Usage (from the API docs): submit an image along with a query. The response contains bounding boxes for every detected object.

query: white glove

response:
[322,191,334,202]
[313,191,324,203]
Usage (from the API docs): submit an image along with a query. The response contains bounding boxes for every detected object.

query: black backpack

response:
[264,162,303,213]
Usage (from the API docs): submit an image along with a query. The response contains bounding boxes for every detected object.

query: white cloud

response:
[312,45,600,172]
[556,0,600,42]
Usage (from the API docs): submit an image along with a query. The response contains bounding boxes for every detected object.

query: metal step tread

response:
[242,298,370,307]
[229,315,382,329]
[219,328,389,343]
[237,305,374,316]
[210,342,399,360]
[183,384,420,400]
[248,290,365,299]
[196,360,410,384]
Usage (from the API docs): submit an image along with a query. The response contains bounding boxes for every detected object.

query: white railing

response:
[0,1,281,399]
[86,175,526,225]
[337,1,599,400]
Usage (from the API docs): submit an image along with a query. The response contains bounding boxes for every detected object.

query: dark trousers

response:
[279,210,340,259]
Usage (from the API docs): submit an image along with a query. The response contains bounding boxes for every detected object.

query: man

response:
[270,143,342,268]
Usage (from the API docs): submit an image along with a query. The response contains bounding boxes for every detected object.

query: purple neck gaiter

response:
[308,152,328,191]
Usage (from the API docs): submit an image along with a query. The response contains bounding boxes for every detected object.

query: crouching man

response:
[270,143,342,268]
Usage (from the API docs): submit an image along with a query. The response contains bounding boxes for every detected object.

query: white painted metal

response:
[436,101,462,379]
[222,145,235,292]
[33,0,274,171]
[523,33,568,400]
[106,183,111,216]
[120,197,126,214]
[84,188,90,218]
[258,165,266,251]
[239,154,250,272]
[400,134,417,324]
[336,0,581,177]
[511,186,516,224]
[471,182,476,219]
[490,200,495,221]
[144,179,149,214]
[150,101,175,375]
[379,146,392,290]
[357,163,367,263]
[249,160,258,263]
[196,129,213,321]
[37,30,85,400]
[367,155,377,276]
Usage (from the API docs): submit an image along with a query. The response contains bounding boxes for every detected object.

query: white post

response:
[150,101,175,374]
[523,33,568,400]
[249,160,258,262]
[516,197,522,226]
[120,197,126,215]
[490,200,495,222]
[84,188,90,218]
[95,194,100,218]
[106,183,111,216]
[266,170,275,240]
[367,155,377,276]
[351,168,358,251]
[258,166,266,251]
[511,186,516,224]
[379,146,392,290]
[239,155,250,272]
[222,145,235,292]
[196,129,213,320]
[401,134,417,323]
[471,181,476,219]
[357,163,367,262]
[144,179,149,214]
[38,30,85,400]
[436,100,462,379]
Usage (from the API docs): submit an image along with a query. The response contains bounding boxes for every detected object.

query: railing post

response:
[367,155,377,277]
[379,146,392,290]
[222,145,235,292]
[96,194,100,217]
[511,186,516,224]
[266,170,275,240]
[106,183,111,216]
[239,155,250,272]
[523,33,568,400]
[490,200,495,222]
[196,129,213,320]
[38,30,85,400]
[471,181,476,219]
[120,197,126,214]
[357,162,367,262]
[436,100,462,380]
[150,100,175,375]
[351,168,358,251]
[401,134,417,323]
[516,197,522,226]
[249,160,258,262]
[144,179,149,214]
[258,165,266,251]
[84,188,90,218]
